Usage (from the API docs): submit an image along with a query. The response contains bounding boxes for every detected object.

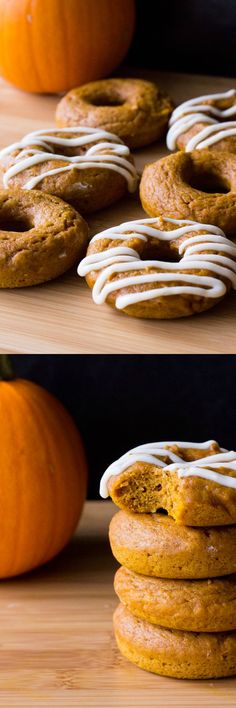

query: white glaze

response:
[166,89,236,151]
[77,217,236,310]
[99,440,236,498]
[0,127,138,193]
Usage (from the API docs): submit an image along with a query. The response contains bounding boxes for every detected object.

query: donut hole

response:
[188,168,230,194]
[87,93,125,107]
[142,243,180,263]
[0,214,33,232]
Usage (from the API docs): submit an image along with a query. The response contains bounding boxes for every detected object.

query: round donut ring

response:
[167,88,236,153]
[0,127,138,214]
[140,149,236,236]
[78,215,236,319]
[109,511,236,578]
[100,439,236,526]
[56,78,174,149]
[114,566,236,632]
[114,604,236,679]
[0,188,88,288]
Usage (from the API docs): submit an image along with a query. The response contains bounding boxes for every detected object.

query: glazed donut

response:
[114,604,236,679]
[56,78,173,150]
[114,566,236,632]
[0,127,138,214]
[100,439,236,526]
[167,88,236,153]
[0,188,88,287]
[78,216,236,319]
[140,149,236,236]
[109,510,236,578]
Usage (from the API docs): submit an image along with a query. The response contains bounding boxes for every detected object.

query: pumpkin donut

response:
[0,127,138,214]
[100,439,236,526]
[167,88,236,153]
[114,566,236,632]
[114,604,236,679]
[56,78,174,149]
[140,149,236,236]
[78,216,236,319]
[109,511,236,578]
[0,188,88,287]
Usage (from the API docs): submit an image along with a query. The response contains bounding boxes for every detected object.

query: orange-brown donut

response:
[0,188,88,287]
[0,127,138,214]
[56,78,173,149]
[78,215,236,319]
[140,149,236,236]
[114,603,236,679]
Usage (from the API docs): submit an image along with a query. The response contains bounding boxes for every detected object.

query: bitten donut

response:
[100,439,236,526]
[0,188,88,287]
[114,567,236,632]
[167,88,236,153]
[109,511,236,578]
[140,149,236,236]
[56,78,174,150]
[0,127,138,214]
[114,604,236,679]
[78,216,236,319]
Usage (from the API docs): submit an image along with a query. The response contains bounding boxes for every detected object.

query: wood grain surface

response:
[0,71,236,353]
[0,500,235,707]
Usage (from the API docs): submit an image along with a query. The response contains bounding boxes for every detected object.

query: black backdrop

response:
[11,355,236,499]
[127,0,236,77]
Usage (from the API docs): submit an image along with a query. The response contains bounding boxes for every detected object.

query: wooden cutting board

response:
[0,71,236,354]
[0,500,235,707]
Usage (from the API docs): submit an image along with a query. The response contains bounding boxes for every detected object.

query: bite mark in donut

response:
[100,439,236,526]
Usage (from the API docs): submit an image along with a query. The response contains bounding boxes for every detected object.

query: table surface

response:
[0,499,235,707]
[0,71,236,354]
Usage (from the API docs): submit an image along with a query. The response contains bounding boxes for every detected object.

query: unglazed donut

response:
[114,604,236,679]
[140,149,236,236]
[56,78,174,150]
[0,127,138,214]
[167,88,236,153]
[78,216,236,319]
[114,566,236,632]
[109,510,236,578]
[100,439,236,526]
[0,188,88,287]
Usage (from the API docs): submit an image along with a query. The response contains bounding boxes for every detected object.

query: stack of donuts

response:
[100,440,236,679]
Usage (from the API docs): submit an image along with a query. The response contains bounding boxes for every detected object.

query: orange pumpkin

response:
[0,358,87,577]
[0,0,136,93]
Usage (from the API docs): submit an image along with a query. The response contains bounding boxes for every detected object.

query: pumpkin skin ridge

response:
[15,379,88,553]
[12,381,62,569]
[0,378,87,578]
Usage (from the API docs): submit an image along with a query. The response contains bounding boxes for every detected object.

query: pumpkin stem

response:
[0,355,14,381]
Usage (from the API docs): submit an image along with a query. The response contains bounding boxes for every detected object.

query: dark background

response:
[127,0,236,77]
[11,355,236,499]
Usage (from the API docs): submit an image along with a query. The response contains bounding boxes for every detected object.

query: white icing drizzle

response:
[0,127,138,193]
[77,217,236,309]
[99,440,236,498]
[166,89,236,151]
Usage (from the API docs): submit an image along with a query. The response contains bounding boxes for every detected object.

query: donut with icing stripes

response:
[100,438,236,525]
[78,216,236,319]
[0,127,138,214]
[167,88,236,153]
